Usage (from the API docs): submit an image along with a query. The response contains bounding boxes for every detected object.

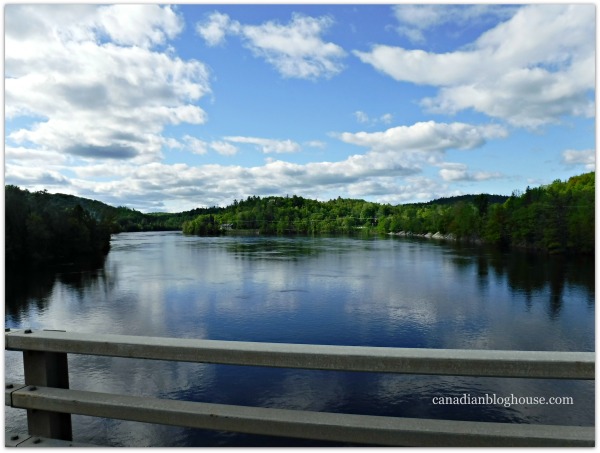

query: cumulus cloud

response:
[380,114,393,125]
[5,4,210,163]
[64,144,139,159]
[5,146,68,165]
[562,149,595,171]
[354,111,393,126]
[195,11,233,46]
[60,150,420,211]
[5,164,71,188]
[4,6,523,212]
[305,140,326,149]
[209,141,239,156]
[337,121,507,155]
[96,4,183,48]
[196,12,345,79]
[183,136,208,155]
[332,121,506,193]
[355,4,594,128]
[438,163,502,182]
[20,121,433,209]
[393,4,516,43]
[368,176,457,205]
[6,118,505,211]
[224,136,301,154]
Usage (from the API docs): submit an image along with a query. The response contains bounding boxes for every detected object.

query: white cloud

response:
[562,149,595,171]
[333,121,506,191]
[6,118,504,210]
[439,166,470,182]
[196,12,346,79]
[380,114,393,125]
[5,164,71,187]
[195,12,233,46]
[5,4,183,50]
[183,136,208,155]
[374,176,458,205]
[5,146,68,165]
[305,140,326,149]
[5,6,550,212]
[438,163,502,182]
[9,143,423,210]
[354,46,478,86]
[163,138,183,150]
[393,5,517,43]
[96,4,183,48]
[337,121,507,156]
[355,5,595,128]
[354,111,369,123]
[224,136,301,154]
[209,141,239,156]
[354,111,394,126]
[5,4,210,164]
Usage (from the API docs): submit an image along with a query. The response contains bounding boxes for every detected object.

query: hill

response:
[5,186,112,267]
[424,194,509,206]
[4,186,222,267]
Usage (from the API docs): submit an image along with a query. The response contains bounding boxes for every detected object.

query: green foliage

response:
[181,172,594,255]
[182,214,220,235]
[424,193,509,206]
[501,173,592,254]
[111,206,222,232]
[448,202,479,239]
[7,172,593,265]
[480,173,594,253]
[5,186,112,268]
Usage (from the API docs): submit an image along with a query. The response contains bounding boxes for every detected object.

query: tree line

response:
[5,171,594,269]
[183,172,594,254]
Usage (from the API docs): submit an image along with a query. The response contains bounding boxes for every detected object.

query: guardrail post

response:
[23,350,72,441]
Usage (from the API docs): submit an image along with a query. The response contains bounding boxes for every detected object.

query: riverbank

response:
[389,231,457,241]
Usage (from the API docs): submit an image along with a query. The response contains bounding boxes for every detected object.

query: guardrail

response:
[5,328,595,447]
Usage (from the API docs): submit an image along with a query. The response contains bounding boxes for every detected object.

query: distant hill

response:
[424,194,509,206]
[13,190,117,221]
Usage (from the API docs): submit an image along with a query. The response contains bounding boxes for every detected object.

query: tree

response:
[5,186,112,268]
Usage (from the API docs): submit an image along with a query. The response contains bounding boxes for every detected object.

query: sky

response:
[4,3,596,213]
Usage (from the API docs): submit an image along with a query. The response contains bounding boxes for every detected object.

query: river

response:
[4,231,595,446]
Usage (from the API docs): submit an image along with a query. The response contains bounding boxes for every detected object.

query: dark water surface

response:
[5,232,595,446]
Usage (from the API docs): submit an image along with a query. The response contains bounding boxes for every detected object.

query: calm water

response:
[5,232,595,446]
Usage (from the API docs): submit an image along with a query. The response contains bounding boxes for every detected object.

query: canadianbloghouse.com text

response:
[432,394,573,408]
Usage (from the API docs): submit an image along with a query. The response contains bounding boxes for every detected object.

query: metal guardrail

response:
[5,431,96,448]
[4,328,595,447]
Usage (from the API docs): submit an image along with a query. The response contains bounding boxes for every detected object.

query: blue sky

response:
[4,4,596,212]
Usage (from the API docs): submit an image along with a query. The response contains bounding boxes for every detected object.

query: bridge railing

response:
[4,328,595,447]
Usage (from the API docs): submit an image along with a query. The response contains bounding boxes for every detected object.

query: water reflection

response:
[4,232,594,446]
[225,237,321,261]
[436,242,594,324]
[5,270,55,322]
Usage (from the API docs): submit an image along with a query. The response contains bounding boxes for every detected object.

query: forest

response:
[4,186,218,267]
[5,186,112,268]
[182,172,594,254]
[5,171,595,268]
